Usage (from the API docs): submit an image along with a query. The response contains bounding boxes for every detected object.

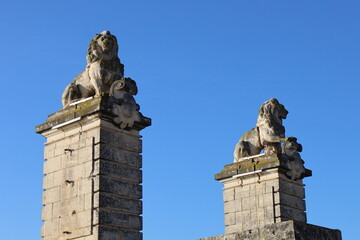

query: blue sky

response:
[0,1,359,239]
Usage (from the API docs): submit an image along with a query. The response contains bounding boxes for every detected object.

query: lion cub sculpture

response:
[281,137,306,180]
[62,31,124,107]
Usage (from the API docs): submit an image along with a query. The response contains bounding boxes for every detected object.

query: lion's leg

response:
[258,127,287,145]
[62,83,79,107]
[90,77,105,96]
[88,62,105,96]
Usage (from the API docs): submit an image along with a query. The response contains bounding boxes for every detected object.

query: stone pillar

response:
[216,154,310,234]
[36,95,151,240]
[198,154,342,240]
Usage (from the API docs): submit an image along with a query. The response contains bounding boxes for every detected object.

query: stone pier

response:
[198,154,342,240]
[218,154,310,233]
[198,98,342,240]
[36,96,151,240]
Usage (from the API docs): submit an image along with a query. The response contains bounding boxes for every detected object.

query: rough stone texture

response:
[233,98,308,181]
[198,220,342,240]
[233,98,288,161]
[62,31,125,107]
[214,155,311,234]
[37,95,150,240]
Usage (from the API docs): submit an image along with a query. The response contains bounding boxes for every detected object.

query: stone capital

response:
[36,94,151,135]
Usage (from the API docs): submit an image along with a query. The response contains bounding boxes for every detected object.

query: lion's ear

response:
[93,34,101,40]
[297,144,303,152]
[258,105,264,117]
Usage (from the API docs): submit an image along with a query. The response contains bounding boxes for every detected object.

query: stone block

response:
[235,210,250,223]
[234,185,250,198]
[234,201,242,211]
[76,210,92,228]
[84,193,92,211]
[225,224,243,234]
[275,205,306,222]
[264,180,279,194]
[69,135,84,148]
[60,214,77,232]
[99,129,142,153]
[224,212,235,226]
[96,175,142,198]
[60,180,78,200]
[255,184,266,195]
[250,209,258,222]
[95,144,142,168]
[277,180,305,198]
[264,206,275,225]
[43,186,60,204]
[41,204,53,221]
[43,173,54,189]
[275,192,306,211]
[242,220,258,231]
[53,169,64,187]
[95,192,142,214]
[44,144,55,159]
[98,225,143,240]
[43,218,58,237]
[43,156,62,174]
[68,145,95,165]
[97,160,142,183]
[262,193,274,207]
[223,188,235,202]
[78,178,93,195]
[52,197,83,218]
[54,147,65,157]
[224,201,235,214]
[95,208,142,230]
[241,196,256,210]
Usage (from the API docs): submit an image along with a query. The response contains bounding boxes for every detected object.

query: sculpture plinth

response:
[36,95,150,240]
[217,154,311,233]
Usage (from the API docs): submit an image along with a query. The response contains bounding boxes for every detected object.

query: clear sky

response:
[0,1,359,239]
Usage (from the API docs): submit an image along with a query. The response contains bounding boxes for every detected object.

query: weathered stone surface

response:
[216,154,311,234]
[96,143,142,167]
[96,208,142,230]
[99,128,142,153]
[98,226,142,240]
[233,98,288,161]
[215,155,311,181]
[198,220,342,240]
[95,192,142,214]
[62,31,124,107]
[281,137,306,181]
[38,105,149,240]
[233,99,309,181]
[35,94,151,134]
[96,160,142,183]
[96,175,142,198]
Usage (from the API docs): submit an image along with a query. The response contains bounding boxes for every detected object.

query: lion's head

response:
[256,98,288,127]
[86,30,119,63]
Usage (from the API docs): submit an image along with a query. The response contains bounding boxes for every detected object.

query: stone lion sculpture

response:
[62,30,124,107]
[282,137,306,181]
[234,98,289,162]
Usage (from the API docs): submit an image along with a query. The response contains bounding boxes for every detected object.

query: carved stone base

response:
[215,155,312,234]
[198,220,342,240]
